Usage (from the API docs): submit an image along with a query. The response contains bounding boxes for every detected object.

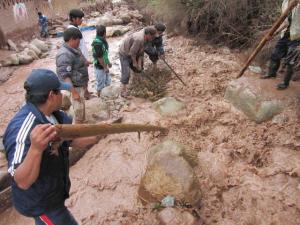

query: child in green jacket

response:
[92,25,112,97]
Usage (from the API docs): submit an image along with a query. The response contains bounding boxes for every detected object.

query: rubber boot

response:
[277,64,293,90]
[261,60,280,79]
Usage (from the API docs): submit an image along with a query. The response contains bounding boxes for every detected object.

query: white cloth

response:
[46,114,58,124]
[68,25,90,60]
[290,3,300,40]
[281,0,300,40]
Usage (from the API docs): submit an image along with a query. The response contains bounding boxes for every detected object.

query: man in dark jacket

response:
[3,69,99,225]
[56,28,88,123]
[145,23,166,68]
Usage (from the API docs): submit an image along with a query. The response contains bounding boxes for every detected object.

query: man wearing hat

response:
[56,27,88,124]
[145,23,167,68]
[3,69,99,224]
[68,9,91,100]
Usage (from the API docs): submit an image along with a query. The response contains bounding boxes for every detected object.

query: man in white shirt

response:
[68,9,91,99]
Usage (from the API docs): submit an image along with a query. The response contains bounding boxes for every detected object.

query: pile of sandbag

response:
[1,39,51,67]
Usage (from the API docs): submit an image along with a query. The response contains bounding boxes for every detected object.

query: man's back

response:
[119,29,144,57]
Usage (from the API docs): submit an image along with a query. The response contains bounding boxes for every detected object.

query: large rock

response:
[139,142,201,205]
[24,48,39,60]
[119,13,132,24]
[225,77,286,123]
[31,39,49,52]
[106,26,131,37]
[147,140,197,167]
[2,54,19,66]
[85,98,110,123]
[101,85,121,100]
[96,14,123,26]
[152,97,185,116]
[128,10,144,21]
[157,208,198,225]
[7,39,18,52]
[18,52,34,65]
[27,44,42,56]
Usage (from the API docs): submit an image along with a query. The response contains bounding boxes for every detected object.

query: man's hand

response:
[71,88,81,102]
[30,124,57,153]
[104,67,110,73]
[108,63,112,68]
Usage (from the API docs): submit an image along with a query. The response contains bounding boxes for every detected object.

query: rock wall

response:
[0,0,80,34]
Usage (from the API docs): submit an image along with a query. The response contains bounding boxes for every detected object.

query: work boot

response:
[261,60,280,79]
[277,64,293,90]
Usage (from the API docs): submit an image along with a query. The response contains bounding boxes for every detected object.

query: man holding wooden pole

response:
[3,69,99,224]
[2,69,166,224]
[262,0,300,90]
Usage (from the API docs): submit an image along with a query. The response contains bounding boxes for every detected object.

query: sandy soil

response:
[0,7,300,225]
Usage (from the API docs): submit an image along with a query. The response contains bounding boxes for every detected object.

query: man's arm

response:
[14,124,57,190]
[129,40,143,69]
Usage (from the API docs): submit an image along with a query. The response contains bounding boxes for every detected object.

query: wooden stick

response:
[161,58,187,86]
[55,123,167,139]
[237,0,298,78]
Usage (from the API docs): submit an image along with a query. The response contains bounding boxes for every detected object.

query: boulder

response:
[225,77,285,123]
[139,142,201,205]
[96,14,124,26]
[3,54,19,66]
[31,39,48,52]
[24,48,39,60]
[147,140,197,167]
[7,39,18,52]
[119,13,131,24]
[106,26,131,37]
[157,208,198,225]
[128,10,144,21]
[101,85,121,100]
[152,97,185,116]
[85,98,110,123]
[27,44,42,56]
[18,53,34,65]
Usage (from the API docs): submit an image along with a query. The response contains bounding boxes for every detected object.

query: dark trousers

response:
[34,206,78,225]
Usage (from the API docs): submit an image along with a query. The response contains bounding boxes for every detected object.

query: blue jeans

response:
[34,206,78,225]
[95,68,111,92]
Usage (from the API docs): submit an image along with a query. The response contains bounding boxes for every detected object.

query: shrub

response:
[132,0,282,48]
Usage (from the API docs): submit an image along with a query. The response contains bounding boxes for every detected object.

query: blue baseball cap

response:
[25,69,72,94]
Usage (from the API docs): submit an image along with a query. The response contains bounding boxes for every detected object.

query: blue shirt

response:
[38,15,48,27]
[3,102,72,217]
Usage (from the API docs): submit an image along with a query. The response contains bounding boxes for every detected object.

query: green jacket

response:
[92,36,110,68]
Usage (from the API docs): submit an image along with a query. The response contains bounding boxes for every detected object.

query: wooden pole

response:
[55,123,168,139]
[237,0,298,78]
[161,58,187,86]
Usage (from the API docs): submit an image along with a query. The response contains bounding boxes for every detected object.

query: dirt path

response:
[0,12,300,225]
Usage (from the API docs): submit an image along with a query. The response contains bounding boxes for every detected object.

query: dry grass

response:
[132,0,282,48]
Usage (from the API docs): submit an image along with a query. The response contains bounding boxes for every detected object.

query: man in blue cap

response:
[3,69,99,225]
